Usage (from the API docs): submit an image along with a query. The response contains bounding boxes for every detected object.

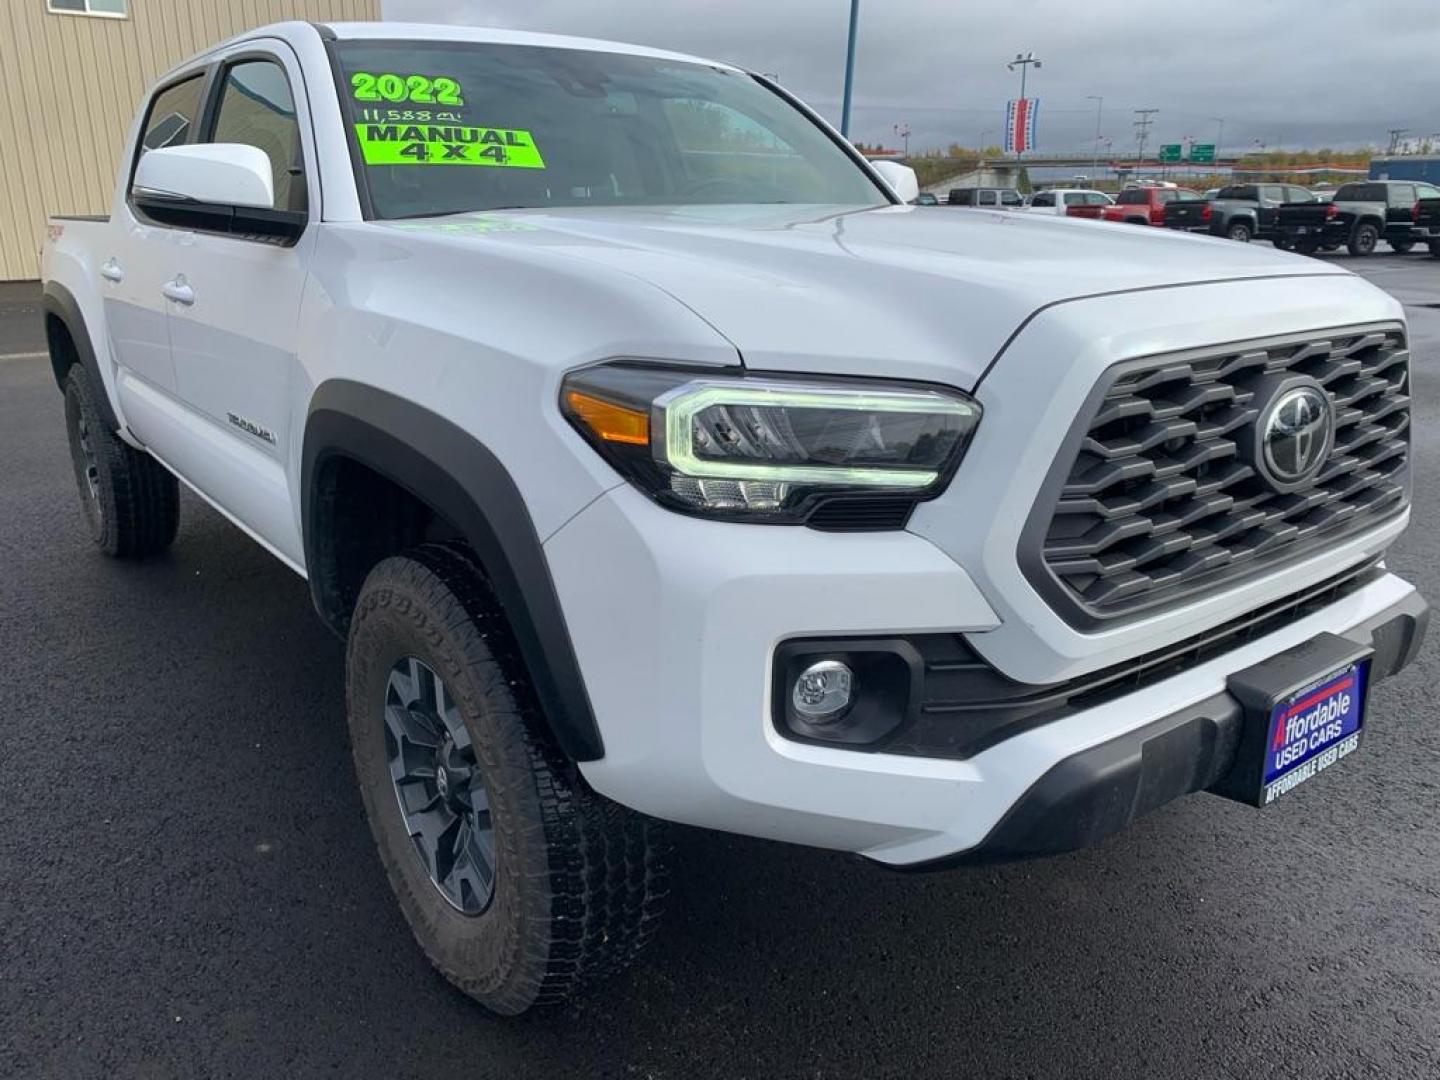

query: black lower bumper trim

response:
[894,583,1428,871]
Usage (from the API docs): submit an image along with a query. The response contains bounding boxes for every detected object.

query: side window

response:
[1088,191,1108,205]
[1418,185,1440,200]
[208,59,307,212]
[1000,189,1022,206]
[1031,192,1054,207]
[978,190,998,206]
[1388,184,1415,208]
[134,74,205,162]
[1260,185,1285,203]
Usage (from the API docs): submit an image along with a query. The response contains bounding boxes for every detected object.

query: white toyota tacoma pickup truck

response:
[42,21,1427,1014]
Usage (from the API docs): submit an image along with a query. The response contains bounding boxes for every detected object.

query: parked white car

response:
[40,19,1426,1015]
[1024,188,1113,215]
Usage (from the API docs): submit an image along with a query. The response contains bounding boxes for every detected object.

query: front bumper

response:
[901,584,1427,869]
[547,484,1425,867]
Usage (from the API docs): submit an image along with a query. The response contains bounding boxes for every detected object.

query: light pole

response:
[893,122,911,158]
[840,0,860,139]
[1133,108,1158,165]
[1209,116,1225,164]
[1086,95,1103,175]
[1006,51,1041,159]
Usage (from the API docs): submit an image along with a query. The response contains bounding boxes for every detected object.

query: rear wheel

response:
[1389,239,1416,254]
[1273,235,1294,251]
[1226,220,1253,243]
[1347,222,1379,257]
[345,543,667,1015]
[1294,239,1321,255]
[62,366,179,557]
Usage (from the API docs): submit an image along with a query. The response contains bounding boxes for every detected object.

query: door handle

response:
[100,258,123,283]
[162,276,195,305]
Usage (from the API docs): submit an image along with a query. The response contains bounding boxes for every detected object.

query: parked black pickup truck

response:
[1275,180,1440,256]
[1414,197,1440,256]
[1166,183,1317,244]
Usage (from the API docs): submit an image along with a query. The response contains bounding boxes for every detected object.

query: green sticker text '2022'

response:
[354,123,546,168]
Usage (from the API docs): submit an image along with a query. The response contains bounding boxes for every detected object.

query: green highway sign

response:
[1189,143,1216,163]
[1158,144,1182,163]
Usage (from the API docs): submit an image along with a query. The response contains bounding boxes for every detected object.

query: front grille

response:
[1032,325,1409,620]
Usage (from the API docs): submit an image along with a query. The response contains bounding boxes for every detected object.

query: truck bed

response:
[1163,201,1209,231]
[1276,202,1331,228]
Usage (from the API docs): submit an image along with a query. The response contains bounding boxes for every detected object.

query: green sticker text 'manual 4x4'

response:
[354,123,546,168]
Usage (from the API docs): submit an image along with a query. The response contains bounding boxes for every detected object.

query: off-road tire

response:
[345,543,667,1015]
[1389,239,1415,254]
[1226,220,1253,243]
[62,366,179,557]
[1347,222,1379,257]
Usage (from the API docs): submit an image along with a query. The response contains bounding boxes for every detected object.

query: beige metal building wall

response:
[0,0,379,280]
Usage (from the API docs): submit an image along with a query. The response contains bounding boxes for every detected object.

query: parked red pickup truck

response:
[1071,187,1205,226]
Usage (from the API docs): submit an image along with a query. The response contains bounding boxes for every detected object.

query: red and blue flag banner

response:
[1005,98,1039,154]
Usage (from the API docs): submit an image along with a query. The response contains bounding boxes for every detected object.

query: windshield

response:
[332,40,888,219]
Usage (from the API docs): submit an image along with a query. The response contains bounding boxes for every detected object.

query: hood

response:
[378,204,1347,388]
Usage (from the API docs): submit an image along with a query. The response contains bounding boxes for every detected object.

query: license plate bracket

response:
[1211,633,1372,807]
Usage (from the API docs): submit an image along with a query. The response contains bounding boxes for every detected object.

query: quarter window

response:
[208,60,307,212]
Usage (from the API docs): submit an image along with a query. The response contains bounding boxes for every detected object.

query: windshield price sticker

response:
[1261,661,1368,805]
[354,123,546,169]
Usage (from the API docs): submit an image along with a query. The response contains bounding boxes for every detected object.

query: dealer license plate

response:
[1260,661,1369,805]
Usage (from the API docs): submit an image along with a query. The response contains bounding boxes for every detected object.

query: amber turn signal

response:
[564,390,650,446]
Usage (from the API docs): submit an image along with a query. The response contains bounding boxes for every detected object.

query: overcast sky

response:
[382,0,1437,156]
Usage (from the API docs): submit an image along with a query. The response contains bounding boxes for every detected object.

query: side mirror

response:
[134,143,275,209]
[871,160,921,204]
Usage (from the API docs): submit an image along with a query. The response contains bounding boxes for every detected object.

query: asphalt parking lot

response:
[3,254,1439,1079]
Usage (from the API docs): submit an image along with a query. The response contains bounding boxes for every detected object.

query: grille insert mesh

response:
[1037,327,1409,615]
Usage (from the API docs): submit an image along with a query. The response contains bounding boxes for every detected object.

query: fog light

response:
[792,660,854,724]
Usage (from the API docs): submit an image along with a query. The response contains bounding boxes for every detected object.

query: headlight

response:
[560,363,981,527]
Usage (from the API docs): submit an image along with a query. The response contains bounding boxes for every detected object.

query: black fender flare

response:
[302,380,604,761]
[42,281,121,432]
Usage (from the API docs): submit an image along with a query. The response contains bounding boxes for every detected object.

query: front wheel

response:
[1226,221,1253,243]
[63,366,179,557]
[1389,239,1416,254]
[1348,222,1379,257]
[345,544,667,1015]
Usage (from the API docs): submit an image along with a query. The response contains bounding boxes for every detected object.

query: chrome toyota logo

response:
[1261,385,1332,486]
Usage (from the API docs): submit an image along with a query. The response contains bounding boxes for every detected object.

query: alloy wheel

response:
[383,657,496,915]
